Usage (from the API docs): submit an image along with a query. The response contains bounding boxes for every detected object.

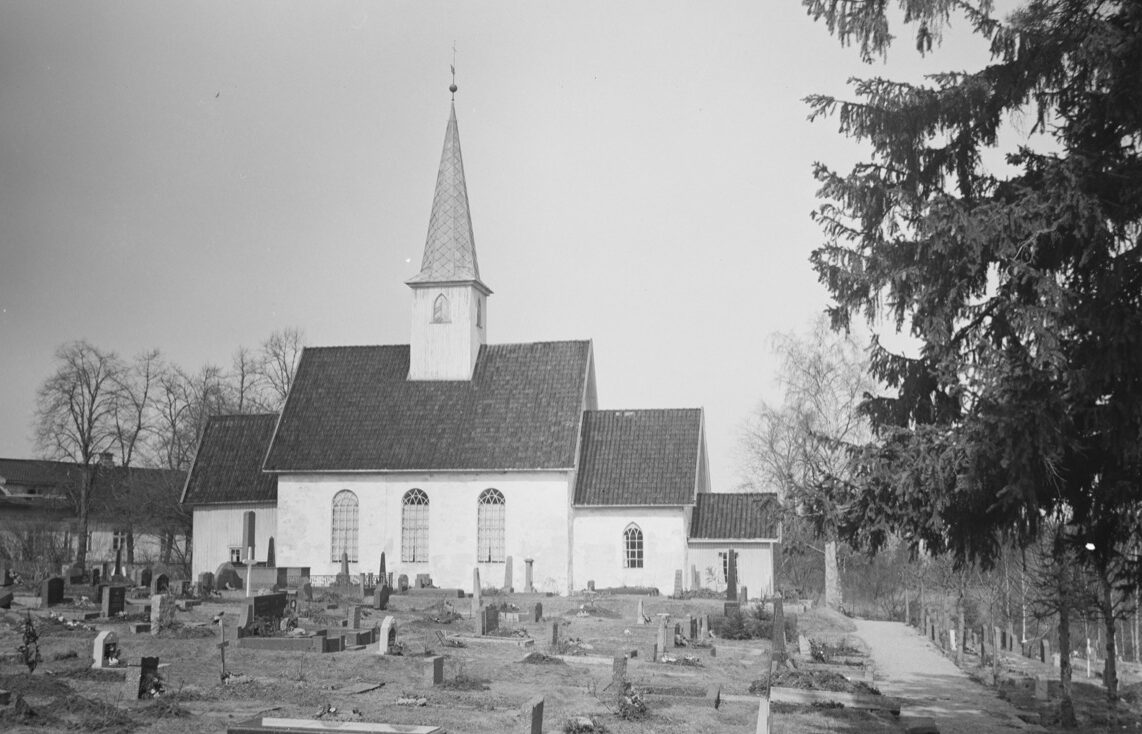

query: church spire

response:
[406,101,489,292]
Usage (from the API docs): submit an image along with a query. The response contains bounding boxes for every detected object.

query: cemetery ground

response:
[2,585,1139,733]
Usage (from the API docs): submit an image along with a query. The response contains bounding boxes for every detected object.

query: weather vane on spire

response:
[449,43,458,100]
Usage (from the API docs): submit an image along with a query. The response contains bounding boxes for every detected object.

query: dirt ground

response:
[0,590,857,734]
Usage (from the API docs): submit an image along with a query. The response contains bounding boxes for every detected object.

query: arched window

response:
[331,490,359,562]
[623,524,644,569]
[402,489,430,562]
[432,293,450,323]
[477,488,505,562]
[476,298,484,328]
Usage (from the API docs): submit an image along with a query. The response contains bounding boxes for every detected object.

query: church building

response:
[181,94,779,596]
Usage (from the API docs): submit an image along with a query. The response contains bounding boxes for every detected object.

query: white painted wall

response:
[687,541,775,599]
[408,284,486,380]
[189,503,278,579]
[571,506,688,594]
[275,471,571,593]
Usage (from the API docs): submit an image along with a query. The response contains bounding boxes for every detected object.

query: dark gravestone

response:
[772,597,787,660]
[91,568,101,586]
[42,576,64,606]
[124,656,161,700]
[300,579,313,602]
[673,569,683,598]
[67,564,84,584]
[480,606,500,635]
[379,551,387,582]
[216,563,243,591]
[243,511,256,558]
[415,573,432,589]
[139,567,153,590]
[0,564,12,586]
[397,574,409,592]
[114,547,123,576]
[199,572,215,593]
[725,549,738,602]
[151,573,169,595]
[102,585,127,617]
[0,590,12,609]
[266,536,276,567]
[534,602,543,622]
[374,585,391,611]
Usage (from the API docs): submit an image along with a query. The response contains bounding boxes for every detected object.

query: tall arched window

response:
[402,489,430,562]
[623,524,644,569]
[477,488,505,562]
[432,293,450,323]
[476,297,484,328]
[331,490,359,562]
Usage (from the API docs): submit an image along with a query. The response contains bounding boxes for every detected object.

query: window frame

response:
[432,293,450,323]
[331,489,360,563]
[623,524,644,569]
[476,488,506,563]
[402,488,430,563]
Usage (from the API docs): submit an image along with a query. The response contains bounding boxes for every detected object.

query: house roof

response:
[181,414,279,505]
[573,409,703,506]
[264,341,592,472]
[0,458,86,493]
[406,102,489,293]
[689,492,781,540]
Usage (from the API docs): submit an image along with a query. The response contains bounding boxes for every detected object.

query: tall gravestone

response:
[524,558,534,593]
[725,549,738,601]
[691,565,700,591]
[673,570,683,598]
[374,585,391,611]
[102,585,126,617]
[114,547,124,577]
[266,537,275,567]
[472,568,481,616]
[637,598,646,624]
[503,556,513,592]
[242,511,256,561]
[772,597,787,661]
[42,576,64,606]
[379,552,387,585]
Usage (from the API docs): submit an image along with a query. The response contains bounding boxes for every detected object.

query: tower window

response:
[477,488,505,562]
[331,490,359,562]
[476,298,484,328]
[623,524,644,569]
[402,488,430,562]
[432,294,450,323]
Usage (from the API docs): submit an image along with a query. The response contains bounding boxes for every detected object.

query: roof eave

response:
[405,277,493,296]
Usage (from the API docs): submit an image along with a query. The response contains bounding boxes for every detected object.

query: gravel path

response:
[853,619,1046,734]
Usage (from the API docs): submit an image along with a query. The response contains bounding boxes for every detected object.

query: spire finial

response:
[449,43,458,100]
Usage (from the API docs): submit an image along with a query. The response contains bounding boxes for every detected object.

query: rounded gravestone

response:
[215,562,243,591]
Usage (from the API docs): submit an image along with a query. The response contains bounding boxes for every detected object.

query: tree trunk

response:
[824,539,841,610]
[75,475,91,569]
[1134,590,1139,664]
[1102,578,1118,707]
[126,530,135,565]
[1059,588,1076,727]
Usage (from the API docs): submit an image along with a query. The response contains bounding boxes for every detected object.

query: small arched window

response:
[432,293,450,323]
[623,524,644,569]
[402,489,430,562]
[476,298,484,328]
[331,490,359,562]
[477,488,505,562]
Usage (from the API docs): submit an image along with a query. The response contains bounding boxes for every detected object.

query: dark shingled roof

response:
[264,341,592,472]
[181,414,279,505]
[689,492,780,540]
[573,409,703,506]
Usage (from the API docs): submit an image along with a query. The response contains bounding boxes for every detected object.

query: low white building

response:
[181,95,779,596]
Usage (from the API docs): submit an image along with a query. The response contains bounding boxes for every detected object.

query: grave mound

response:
[749,669,880,697]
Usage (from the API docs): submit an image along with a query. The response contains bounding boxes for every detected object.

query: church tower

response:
[406,95,491,380]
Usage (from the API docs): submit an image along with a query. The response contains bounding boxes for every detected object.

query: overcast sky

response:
[0,2,999,489]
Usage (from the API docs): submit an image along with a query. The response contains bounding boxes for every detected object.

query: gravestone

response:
[336,552,350,586]
[243,592,288,635]
[139,567,153,590]
[798,634,812,656]
[1006,623,1016,651]
[379,552,386,583]
[377,616,397,655]
[199,572,215,594]
[698,614,709,640]
[41,576,64,606]
[300,579,313,602]
[691,565,700,590]
[1040,638,1051,664]
[655,617,669,659]
[472,569,482,615]
[533,602,543,623]
[1051,652,1060,668]
[587,580,595,592]
[92,630,119,669]
[351,606,363,629]
[123,656,161,700]
[611,656,627,699]
[102,585,127,617]
[266,537,275,567]
[480,606,500,635]
[0,564,11,586]
[0,590,12,609]
[66,564,84,584]
[423,655,444,686]
[687,615,697,640]
[503,556,513,592]
[725,549,738,602]
[374,585,391,611]
[397,574,409,592]
[523,696,544,734]
[637,598,646,624]
[524,558,534,593]
[151,594,175,635]
[243,511,256,559]
[673,569,683,598]
[772,597,787,660]
[415,573,432,589]
[113,547,124,577]
[740,585,748,604]
[91,568,101,586]
[151,573,169,595]
[551,620,560,646]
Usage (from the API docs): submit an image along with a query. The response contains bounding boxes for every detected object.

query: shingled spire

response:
[407,102,489,291]
[406,96,491,381]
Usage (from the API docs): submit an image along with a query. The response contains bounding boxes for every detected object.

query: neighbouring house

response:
[181,93,780,596]
[0,455,187,573]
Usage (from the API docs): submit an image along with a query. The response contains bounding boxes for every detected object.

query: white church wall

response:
[571,507,688,594]
[190,503,277,579]
[409,285,485,380]
[687,541,775,599]
[276,471,571,592]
